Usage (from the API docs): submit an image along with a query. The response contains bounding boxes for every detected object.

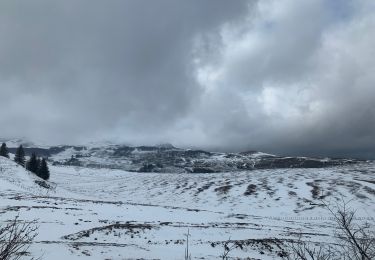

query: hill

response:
[0,153,374,259]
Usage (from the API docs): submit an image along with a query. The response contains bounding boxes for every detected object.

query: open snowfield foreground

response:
[0,156,374,259]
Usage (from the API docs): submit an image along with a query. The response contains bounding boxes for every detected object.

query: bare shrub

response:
[220,238,237,260]
[0,216,38,260]
[284,199,375,260]
[327,200,375,260]
[286,235,337,260]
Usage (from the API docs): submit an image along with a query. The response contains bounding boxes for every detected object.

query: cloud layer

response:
[0,0,374,158]
[191,0,375,158]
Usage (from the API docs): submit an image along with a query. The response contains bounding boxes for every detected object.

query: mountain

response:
[3,140,360,173]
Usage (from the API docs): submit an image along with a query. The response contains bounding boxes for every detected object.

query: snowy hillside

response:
[0,157,55,195]
[1,154,374,259]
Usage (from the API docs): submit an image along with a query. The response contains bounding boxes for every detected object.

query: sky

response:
[0,0,374,158]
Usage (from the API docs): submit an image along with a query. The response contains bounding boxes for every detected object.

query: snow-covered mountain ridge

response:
[4,142,361,173]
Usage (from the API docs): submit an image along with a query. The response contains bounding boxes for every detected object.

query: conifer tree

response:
[37,158,50,180]
[0,143,9,158]
[26,153,39,174]
[36,157,41,171]
[14,145,26,167]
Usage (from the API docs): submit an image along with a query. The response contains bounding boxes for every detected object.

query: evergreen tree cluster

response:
[1,143,50,180]
[26,152,50,180]
[14,145,26,166]
[0,143,9,158]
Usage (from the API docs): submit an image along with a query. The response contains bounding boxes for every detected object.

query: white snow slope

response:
[0,156,374,259]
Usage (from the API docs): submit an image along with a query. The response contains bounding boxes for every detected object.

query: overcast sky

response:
[0,0,374,158]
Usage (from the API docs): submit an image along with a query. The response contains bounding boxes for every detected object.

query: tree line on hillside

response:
[0,142,50,180]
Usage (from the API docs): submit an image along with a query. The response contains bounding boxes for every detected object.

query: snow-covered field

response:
[0,156,374,259]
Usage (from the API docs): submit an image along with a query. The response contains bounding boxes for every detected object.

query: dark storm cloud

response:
[191,0,375,158]
[0,0,251,143]
[1,0,375,158]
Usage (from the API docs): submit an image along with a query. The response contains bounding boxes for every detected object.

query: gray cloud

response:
[190,0,375,158]
[0,0,250,143]
[0,0,375,158]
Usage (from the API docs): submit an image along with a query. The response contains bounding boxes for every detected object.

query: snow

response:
[0,138,50,148]
[0,156,374,259]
